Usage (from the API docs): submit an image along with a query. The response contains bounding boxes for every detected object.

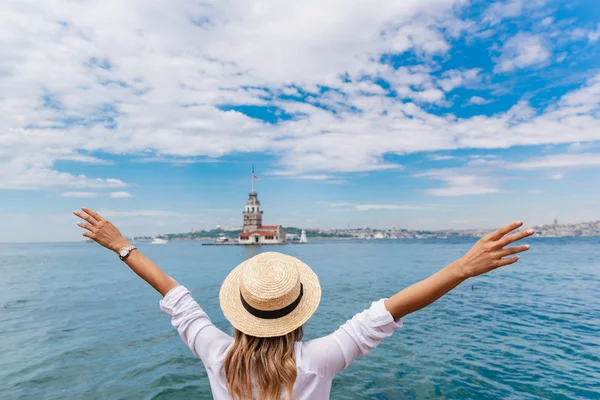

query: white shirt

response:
[160,285,402,400]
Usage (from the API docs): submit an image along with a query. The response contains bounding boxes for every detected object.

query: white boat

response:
[286,233,300,242]
[216,235,230,243]
[151,237,169,245]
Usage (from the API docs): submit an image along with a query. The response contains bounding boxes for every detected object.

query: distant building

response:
[238,168,287,245]
[222,226,242,232]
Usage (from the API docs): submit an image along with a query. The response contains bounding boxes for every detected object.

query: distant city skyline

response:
[131,219,600,244]
[186,217,594,235]
[1,1,600,242]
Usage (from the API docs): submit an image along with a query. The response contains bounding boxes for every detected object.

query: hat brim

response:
[219,256,321,338]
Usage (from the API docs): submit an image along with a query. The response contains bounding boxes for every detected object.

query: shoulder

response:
[208,337,235,367]
[295,337,346,378]
[295,299,403,377]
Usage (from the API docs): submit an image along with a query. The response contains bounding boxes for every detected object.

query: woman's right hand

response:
[456,221,534,279]
[74,207,130,253]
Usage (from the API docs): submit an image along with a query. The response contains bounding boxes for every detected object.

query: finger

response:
[497,228,535,248]
[73,211,98,226]
[82,207,104,222]
[77,222,95,232]
[486,220,523,241]
[82,231,94,239]
[494,256,519,268]
[498,244,530,257]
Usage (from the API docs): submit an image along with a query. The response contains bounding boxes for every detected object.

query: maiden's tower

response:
[238,166,287,245]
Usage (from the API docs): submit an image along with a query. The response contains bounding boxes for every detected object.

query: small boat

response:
[151,236,169,245]
[216,235,230,243]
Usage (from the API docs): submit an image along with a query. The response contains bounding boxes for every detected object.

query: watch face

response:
[119,249,128,257]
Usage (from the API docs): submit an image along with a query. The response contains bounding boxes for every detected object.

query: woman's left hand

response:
[456,221,533,279]
[74,207,130,253]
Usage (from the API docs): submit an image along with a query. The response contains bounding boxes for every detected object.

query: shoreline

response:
[134,235,599,242]
[1,236,598,245]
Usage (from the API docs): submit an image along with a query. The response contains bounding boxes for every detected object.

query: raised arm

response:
[74,207,232,364]
[385,220,534,320]
[74,207,178,296]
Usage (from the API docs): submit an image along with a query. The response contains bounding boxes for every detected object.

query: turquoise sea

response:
[1,238,599,399]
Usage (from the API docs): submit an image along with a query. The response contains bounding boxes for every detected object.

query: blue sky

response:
[1,0,600,242]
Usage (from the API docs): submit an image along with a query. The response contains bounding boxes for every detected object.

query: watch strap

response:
[119,245,137,260]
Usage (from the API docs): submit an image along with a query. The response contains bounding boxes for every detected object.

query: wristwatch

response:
[118,245,137,260]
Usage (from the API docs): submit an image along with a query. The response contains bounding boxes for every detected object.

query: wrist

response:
[448,259,471,281]
[110,238,131,253]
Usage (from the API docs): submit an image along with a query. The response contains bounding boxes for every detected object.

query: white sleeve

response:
[333,299,402,368]
[301,299,402,377]
[160,285,233,366]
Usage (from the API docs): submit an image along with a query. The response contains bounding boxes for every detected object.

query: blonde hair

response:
[224,327,303,400]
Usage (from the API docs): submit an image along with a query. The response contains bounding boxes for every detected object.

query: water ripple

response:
[0,239,599,399]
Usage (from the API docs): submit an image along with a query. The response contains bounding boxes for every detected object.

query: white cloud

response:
[468,96,491,105]
[417,171,500,196]
[483,0,546,26]
[484,0,525,26]
[355,204,423,211]
[414,151,600,194]
[268,171,334,180]
[438,68,481,92]
[1,0,600,186]
[60,190,132,198]
[467,154,501,163]
[572,24,600,43]
[266,171,347,184]
[567,142,600,153]
[109,191,133,198]
[452,218,487,224]
[494,33,550,73]
[269,74,600,174]
[99,210,191,217]
[510,153,600,170]
[57,154,115,165]
[295,175,336,181]
[571,28,588,41]
[417,88,445,103]
[0,0,466,184]
[589,23,600,43]
[428,154,455,161]
[131,156,220,165]
[567,143,583,152]
[326,202,424,211]
[60,191,100,198]
[0,158,127,190]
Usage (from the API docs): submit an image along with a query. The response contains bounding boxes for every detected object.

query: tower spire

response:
[251,164,257,193]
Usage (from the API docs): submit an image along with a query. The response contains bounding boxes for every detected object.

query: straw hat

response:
[219,252,321,338]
